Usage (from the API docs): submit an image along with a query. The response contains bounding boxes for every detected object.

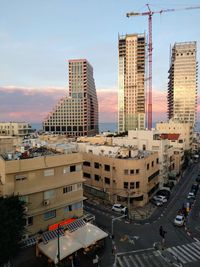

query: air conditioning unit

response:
[43,200,50,206]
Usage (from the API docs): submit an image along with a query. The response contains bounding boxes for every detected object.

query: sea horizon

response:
[31,122,200,133]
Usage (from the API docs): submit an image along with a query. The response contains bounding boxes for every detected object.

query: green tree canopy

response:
[0,195,26,265]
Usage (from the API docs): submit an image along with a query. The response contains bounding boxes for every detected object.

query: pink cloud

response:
[0,86,199,123]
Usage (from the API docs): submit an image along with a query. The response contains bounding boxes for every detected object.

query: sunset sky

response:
[0,0,200,123]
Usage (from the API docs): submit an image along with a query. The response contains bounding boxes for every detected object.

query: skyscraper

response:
[167,42,198,127]
[43,59,99,136]
[118,33,146,133]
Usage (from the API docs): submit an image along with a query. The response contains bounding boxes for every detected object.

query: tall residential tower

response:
[118,34,146,132]
[167,42,198,127]
[43,59,99,136]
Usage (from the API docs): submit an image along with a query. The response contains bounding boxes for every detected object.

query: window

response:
[147,164,149,170]
[44,169,54,177]
[63,185,75,194]
[94,174,100,181]
[64,201,83,212]
[148,170,160,182]
[44,210,56,220]
[83,161,90,167]
[27,216,33,226]
[77,183,82,190]
[70,165,76,172]
[136,182,140,189]
[124,182,128,189]
[94,162,100,169]
[44,190,55,200]
[83,172,91,178]
[104,165,110,171]
[130,182,135,189]
[104,177,110,184]
[130,170,134,174]
[124,169,129,175]
[152,161,154,167]
[136,169,139,174]
[156,158,159,164]
[15,174,27,181]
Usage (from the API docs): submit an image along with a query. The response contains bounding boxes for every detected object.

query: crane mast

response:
[126,4,200,130]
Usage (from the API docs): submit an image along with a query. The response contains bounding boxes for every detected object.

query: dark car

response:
[195,176,200,183]
[191,183,199,195]
[156,189,170,199]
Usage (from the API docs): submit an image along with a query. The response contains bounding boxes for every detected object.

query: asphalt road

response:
[84,161,200,266]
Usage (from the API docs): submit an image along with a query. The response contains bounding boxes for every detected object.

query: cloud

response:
[0,86,199,124]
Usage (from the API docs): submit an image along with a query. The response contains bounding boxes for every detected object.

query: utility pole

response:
[57,224,61,266]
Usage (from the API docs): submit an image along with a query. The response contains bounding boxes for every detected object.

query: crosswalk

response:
[115,241,200,266]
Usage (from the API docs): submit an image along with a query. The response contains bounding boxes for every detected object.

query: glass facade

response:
[118,34,146,132]
[168,42,197,127]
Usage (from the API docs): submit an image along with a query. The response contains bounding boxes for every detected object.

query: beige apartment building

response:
[0,148,84,237]
[156,119,193,151]
[79,143,160,207]
[0,122,31,137]
[168,42,197,127]
[118,34,146,132]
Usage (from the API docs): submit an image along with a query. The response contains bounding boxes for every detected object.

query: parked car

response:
[153,195,167,203]
[156,189,170,199]
[174,214,185,227]
[150,198,163,206]
[196,176,200,183]
[112,204,127,214]
[187,191,195,199]
[191,183,199,195]
[163,182,174,190]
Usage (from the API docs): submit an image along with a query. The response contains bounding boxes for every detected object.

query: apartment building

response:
[79,143,160,207]
[168,42,198,127]
[43,59,99,137]
[118,34,146,132]
[156,119,193,151]
[0,122,31,137]
[0,147,84,236]
[112,129,181,186]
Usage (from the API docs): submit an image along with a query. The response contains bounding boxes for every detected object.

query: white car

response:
[153,195,167,203]
[188,192,195,199]
[112,204,127,214]
[174,215,185,226]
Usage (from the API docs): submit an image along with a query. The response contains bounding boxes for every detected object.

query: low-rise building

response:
[156,119,193,151]
[0,122,31,137]
[0,147,84,237]
[78,143,160,207]
[0,136,21,154]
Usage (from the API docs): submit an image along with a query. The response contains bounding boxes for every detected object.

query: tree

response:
[0,195,26,265]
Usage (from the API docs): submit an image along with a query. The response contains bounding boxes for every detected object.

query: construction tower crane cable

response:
[126,4,200,130]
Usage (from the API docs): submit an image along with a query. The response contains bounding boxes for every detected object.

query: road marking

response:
[167,248,187,264]
[175,245,196,261]
[182,244,200,259]
[129,255,139,267]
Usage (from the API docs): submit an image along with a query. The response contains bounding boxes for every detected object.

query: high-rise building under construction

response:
[168,42,198,127]
[43,59,99,136]
[118,33,146,133]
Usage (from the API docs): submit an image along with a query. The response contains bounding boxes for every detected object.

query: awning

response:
[38,234,82,264]
[42,228,65,244]
[68,222,108,248]
[66,218,86,232]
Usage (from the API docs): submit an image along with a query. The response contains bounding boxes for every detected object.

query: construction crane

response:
[126,4,200,130]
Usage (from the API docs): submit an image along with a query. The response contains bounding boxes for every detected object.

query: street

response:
[84,161,200,266]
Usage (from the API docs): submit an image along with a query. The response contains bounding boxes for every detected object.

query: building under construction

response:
[118,33,146,133]
[168,42,198,127]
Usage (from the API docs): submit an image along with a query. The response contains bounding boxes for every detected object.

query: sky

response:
[0,0,200,123]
